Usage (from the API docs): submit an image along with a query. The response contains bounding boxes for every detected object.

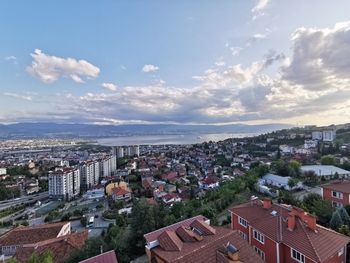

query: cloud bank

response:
[27,49,100,83]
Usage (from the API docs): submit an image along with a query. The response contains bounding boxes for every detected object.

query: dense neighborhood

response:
[1,124,350,262]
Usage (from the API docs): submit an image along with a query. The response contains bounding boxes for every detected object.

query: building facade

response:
[49,168,80,200]
[322,181,350,208]
[230,197,349,263]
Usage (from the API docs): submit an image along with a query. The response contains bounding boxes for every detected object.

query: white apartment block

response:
[323,130,336,142]
[49,167,80,200]
[99,155,117,177]
[312,130,336,142]
[79,160,100,190]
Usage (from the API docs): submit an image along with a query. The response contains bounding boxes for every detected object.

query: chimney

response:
[263,198,272,209]
[304,213,317,231]
[291,206,304,220]
[250,195,258,206]
[288,213,295,231]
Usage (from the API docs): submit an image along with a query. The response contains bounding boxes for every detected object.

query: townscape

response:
[0,123,350,262]
[2,1,350,262]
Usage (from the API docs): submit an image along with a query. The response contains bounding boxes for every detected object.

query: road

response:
[0,192,49,210]
[293,186,322,201]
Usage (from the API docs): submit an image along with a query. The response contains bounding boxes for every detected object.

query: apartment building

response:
[49,167,80,200]
[230,197,350,263]
[79,160,100,190]
[322,181,350,208]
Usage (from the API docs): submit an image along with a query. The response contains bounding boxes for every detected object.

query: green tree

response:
[339,225,350,236]
[330,211,343,230]
[287,178,299,189]
[80,216,87,227]
[130,199,156,254]
[302,193,332,225]
[288,160,301,177]
[321,155,336,165]
[26,251,54,263]
[338,207,350,225]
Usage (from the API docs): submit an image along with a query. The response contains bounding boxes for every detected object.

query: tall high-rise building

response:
[79,160,100,190]
[49,167,80,200]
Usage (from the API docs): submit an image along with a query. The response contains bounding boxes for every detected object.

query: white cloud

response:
[5,22,350,126]
[4,56,17,61]
[215,61,225,67]
[3,92,32,101]
[27,49,100,83]
[101,83,118,91]
[252,0,270,20]
[142,64,159,73]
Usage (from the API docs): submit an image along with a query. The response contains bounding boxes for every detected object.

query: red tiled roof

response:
[159,231,183,251]
[201,177,219,185]
[111,187,131,196]
[175,226,196,243]
[190,219,216,235]
[79,250,118,263]
[144,215,208,244]
[152,227,263,263]
[229,201,350,262]
[322,181,350,194]
[0,222,69,246]
[16,230,88,263]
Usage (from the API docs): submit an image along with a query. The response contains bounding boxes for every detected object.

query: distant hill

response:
[0,122,292,139]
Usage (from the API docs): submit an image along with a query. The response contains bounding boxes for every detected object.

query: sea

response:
[97,133,258,146]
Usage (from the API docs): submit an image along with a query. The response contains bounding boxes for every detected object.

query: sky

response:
[1,0,350,126]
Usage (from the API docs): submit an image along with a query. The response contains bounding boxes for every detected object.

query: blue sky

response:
[1,0,350,125]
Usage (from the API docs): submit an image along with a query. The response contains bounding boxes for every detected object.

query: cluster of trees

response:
[270,159,301,177]
[0,185,20,201]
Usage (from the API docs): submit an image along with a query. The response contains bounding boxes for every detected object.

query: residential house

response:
[161,193,182,205]
[260,173,303,190]
[198,177,219,190]
[0,222,71,256]
[111,187,132,202]
[230,197,350,263]
[144,215,264,263]
[15,230,87,263]
[321,181,350,208]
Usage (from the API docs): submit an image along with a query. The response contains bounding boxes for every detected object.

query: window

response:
[254,246,265,260]
[332,201,343,208]
[253,229,265,244]
[291,249,305,263]
[238,230,247,240]
[332,191,343,199]
[239,217,248,228]
[338,247,344,256]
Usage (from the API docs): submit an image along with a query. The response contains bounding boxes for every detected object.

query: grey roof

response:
[301,165,350,176]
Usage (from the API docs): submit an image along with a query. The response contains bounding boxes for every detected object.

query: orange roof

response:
[144,215,207,244]
[15,230,88,263]
[0,222,69,246]
[229,201,350,262]
[111,187,131,196]
[152,227,263,263]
